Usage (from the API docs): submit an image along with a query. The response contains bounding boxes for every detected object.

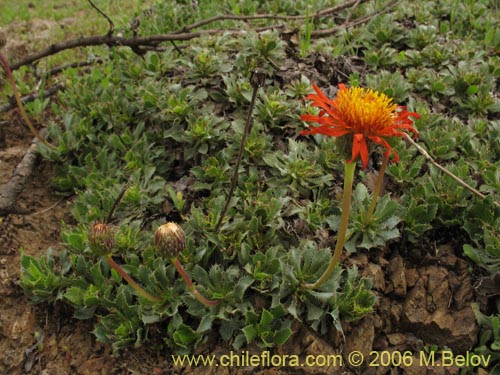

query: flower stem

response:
[104,255,162,303]
[0,53,55,149]
[215,70,265,232]
[304,160,356,289]
[171,257,220,307]
[365,153,389,223]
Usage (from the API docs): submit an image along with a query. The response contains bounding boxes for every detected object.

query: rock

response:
[350,253,369,268]
[402,359,427,375]
[402,266,478,352]
[343,315,375,372]
[388,256,407,297]
[77,356,114,375]
[425,266,450,311]
[386,333,407,346]
[377,297,403,332]
[365,263,385,291]
[405,269,419,288]
[437,244,458,268]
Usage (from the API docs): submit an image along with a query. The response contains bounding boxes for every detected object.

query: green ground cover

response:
[1,0,499,372]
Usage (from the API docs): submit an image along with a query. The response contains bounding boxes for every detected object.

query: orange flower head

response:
[300,84,420,169]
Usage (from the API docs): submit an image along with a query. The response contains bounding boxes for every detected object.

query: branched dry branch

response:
[9,0,390,71]
[10,32,214,70]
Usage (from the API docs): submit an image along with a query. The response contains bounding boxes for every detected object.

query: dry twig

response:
[88,0,115,35]
[0,84,64,114]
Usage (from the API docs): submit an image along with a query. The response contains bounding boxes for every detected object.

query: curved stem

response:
[304,160,356,289]
[0,53,55,149]
[365,153,389,223]
[171,257,220,307]
[105,255,161,303]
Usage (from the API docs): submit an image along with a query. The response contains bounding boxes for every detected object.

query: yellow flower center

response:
[336,86,398,133]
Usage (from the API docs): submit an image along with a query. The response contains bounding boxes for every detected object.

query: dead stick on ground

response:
[404,133,500,209]
[0,134,43,215]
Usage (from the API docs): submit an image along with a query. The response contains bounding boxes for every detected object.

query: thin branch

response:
[341,0,363,27]
[43,59,102,77]
[88,0,115,35]
[0,53,55,148]
[404,133,500,209]
[105,181,130,224]
[0,83,65,114]
[178,0,366,32]
[30,196,69,217]
[312,0,399,38]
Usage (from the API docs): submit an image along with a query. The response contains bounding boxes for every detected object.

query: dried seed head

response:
[0,29,6,49]
[250,68,266,88]
[155,222,186,259]
[88,222,115,256]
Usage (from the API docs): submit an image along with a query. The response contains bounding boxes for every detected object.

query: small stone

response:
[405,268,419,288]
[365,263,385,291]
[388,256,407,297]
[386,333,407,345]
[343,315,375,361]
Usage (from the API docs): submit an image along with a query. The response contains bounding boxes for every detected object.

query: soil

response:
[0,17,491,375]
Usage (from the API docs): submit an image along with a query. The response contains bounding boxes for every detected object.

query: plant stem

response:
[0,53,55,149]
[215,70,265,231]
[171,257,220,307]
[105,255,162,303]
[365,152,389,223]
[304,160,356,289]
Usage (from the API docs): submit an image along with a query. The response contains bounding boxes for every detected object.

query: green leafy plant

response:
[299,4,314,57]
[472,303,500,374]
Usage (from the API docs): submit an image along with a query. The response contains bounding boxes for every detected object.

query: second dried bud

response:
[155,222,186,259]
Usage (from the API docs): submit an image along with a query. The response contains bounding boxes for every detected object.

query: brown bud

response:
[88,222,115,256]
[250,69,266,88]
[0,29,6,49]
[154,222,186,259]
